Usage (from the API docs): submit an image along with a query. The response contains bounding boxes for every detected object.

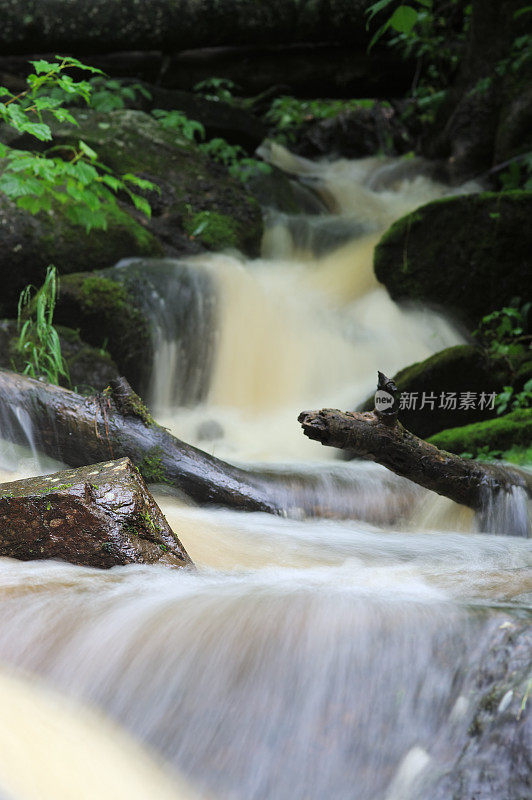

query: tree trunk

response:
[0,457,192,568]
[298,407,532,516]
[0,1,370,54]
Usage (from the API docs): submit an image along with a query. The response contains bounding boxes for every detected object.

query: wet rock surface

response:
[430,617,532,800]
[0,457,192,569]
[374,191,531,325]
[0,192,159,318]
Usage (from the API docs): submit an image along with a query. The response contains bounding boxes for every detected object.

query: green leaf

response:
[129,193,152,218]
[389,6,419,35]
[366,0,395,24]
[78,139,98,160]
[514,6,532,18]
[122,173,158,192]
[30,59,61,75]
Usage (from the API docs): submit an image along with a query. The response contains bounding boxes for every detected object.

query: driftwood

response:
[298,400,532,515]
[0,457,192,568]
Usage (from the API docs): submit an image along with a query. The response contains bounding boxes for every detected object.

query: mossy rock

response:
[0,193,161,318]
[0,319,120,393]
[427,409,532,457]
[374,191,531,325]
[54,272,153,393]
[357,345,507,439]
[37,109,263,257]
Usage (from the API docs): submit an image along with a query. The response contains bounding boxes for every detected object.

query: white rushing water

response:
[0,148,529,799]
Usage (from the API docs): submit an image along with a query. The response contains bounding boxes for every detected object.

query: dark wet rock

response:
[0,457,192,568]
[288,103,412,159]
[0,319,120,393]
[374,192,531,325]
[430,617,532,800]
[134,84,267,153]
[54,271,153,395]
[427,409,532,457]
[355,346,506,440]
[248,166,327,215]
[0,193,160,319]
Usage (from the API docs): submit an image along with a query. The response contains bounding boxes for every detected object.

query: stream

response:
[0,148,530,800]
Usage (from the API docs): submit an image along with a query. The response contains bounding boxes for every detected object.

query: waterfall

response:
[0,148,528,800]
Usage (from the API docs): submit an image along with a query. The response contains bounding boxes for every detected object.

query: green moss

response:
[79,275,129,312]
[138,447,170,484]
[427,409,532,457]
[183,210,241,250]
[374,191,532,323]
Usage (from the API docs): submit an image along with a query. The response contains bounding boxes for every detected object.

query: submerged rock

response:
[0,457,192,569]
[374,191,531,325]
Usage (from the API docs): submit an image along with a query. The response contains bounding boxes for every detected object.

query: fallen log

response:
[0,369,423,523]
[0,457,192,568]
[0,369,279,514]
[298,404,532,515]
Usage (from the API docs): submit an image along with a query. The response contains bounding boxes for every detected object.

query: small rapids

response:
[0,148,529,799]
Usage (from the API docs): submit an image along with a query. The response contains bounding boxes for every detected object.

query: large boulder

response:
[54,259,218,400]
[0,193,160,318]
[356,345,507,440]
[36,109,263,257]
[0,457,192,568]
[374,191,531,325]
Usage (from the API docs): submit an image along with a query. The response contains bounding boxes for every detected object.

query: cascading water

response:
[0,147,529,799]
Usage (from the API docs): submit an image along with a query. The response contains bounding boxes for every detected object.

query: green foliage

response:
[366,1,472,125]
[85,78,151,112]
[474,300,531,366]
[494,380,532,416]
[15,265,69,385]
[498,153,532,191]
[0,56,157,232]
[151,108,206,142]
[366,0,432,51]
[474,300,532,415]
[265,96,382,142]
[460,443,532,465]
[193,77,238,104]
[199,138,271,182]
[47,75,152,112]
